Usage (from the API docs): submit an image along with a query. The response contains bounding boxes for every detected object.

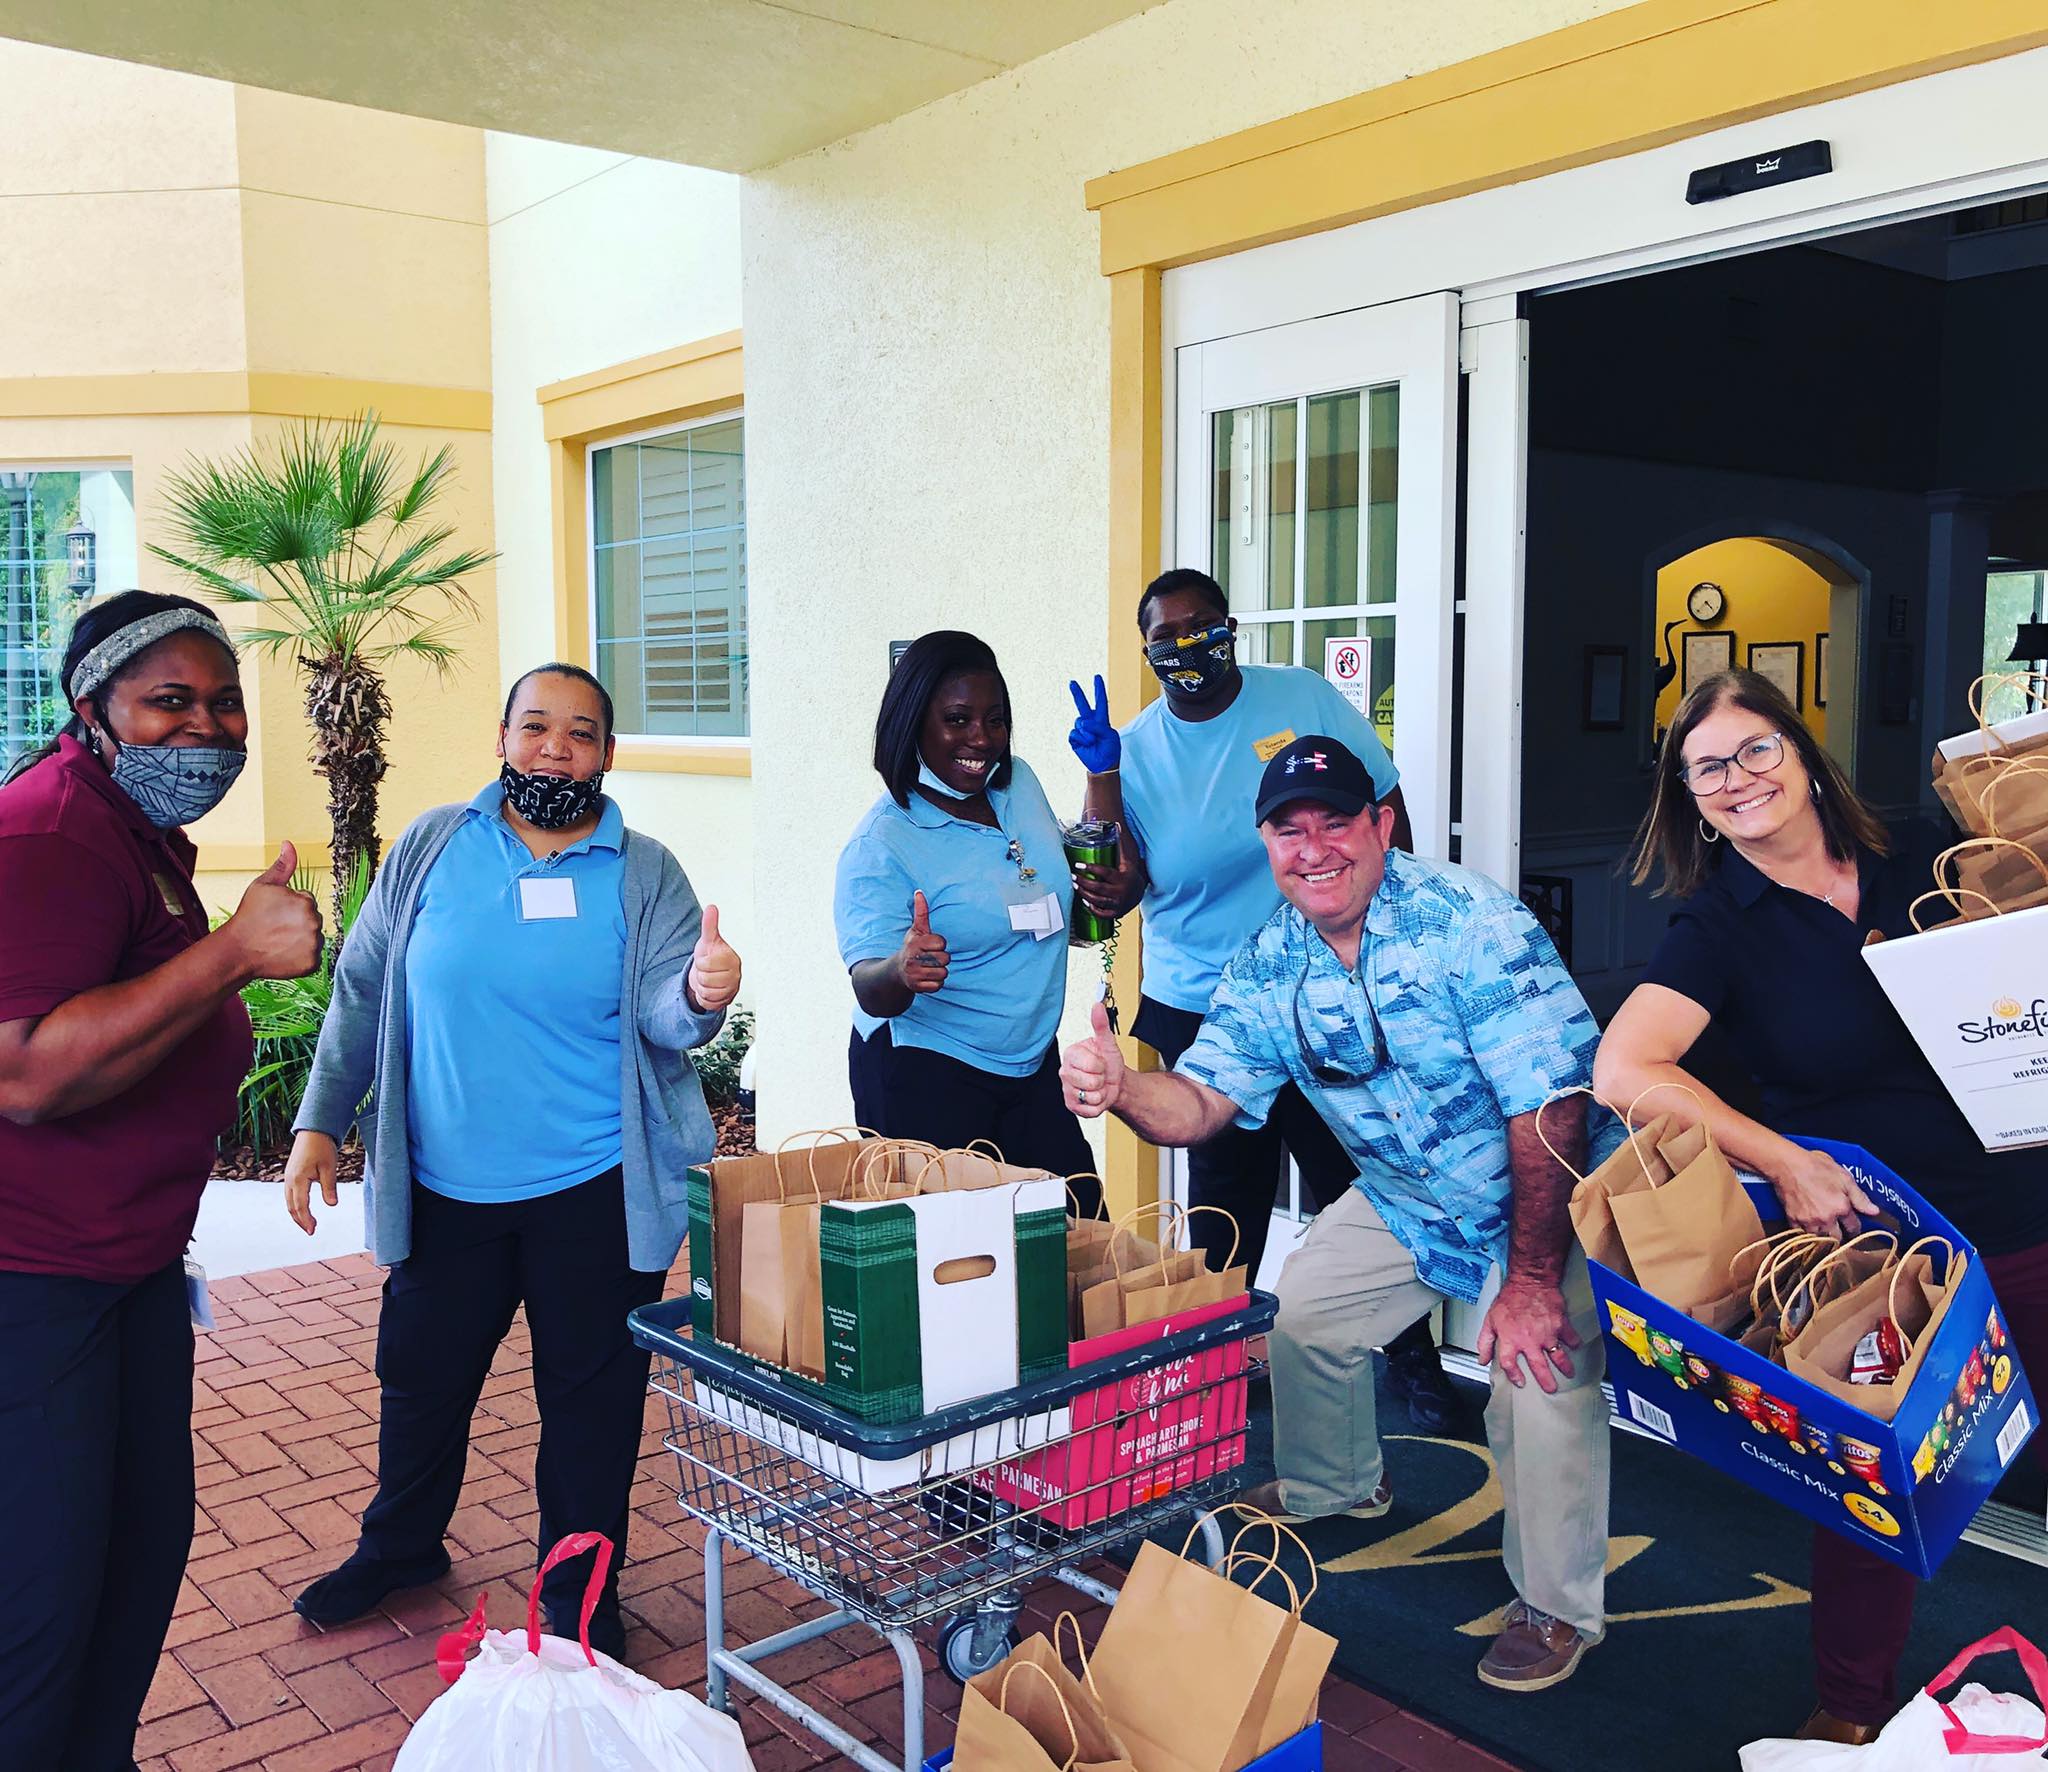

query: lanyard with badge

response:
[999,834,1064,941]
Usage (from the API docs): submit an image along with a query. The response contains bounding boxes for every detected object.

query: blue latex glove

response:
[1067,675,1121,773]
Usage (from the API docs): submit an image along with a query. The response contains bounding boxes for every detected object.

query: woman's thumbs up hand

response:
[895,890,950,995]
[686,903,743,1013]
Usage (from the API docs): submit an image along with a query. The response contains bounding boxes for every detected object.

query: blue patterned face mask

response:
[106,742,247,830]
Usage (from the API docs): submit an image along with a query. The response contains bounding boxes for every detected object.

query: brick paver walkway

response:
[142,1251,1520,1772]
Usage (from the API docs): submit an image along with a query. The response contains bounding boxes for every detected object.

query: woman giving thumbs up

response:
[833,631,1099,1207]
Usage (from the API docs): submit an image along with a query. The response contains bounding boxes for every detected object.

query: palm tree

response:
[152,413,494,934]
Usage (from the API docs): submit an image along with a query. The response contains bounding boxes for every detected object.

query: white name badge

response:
[518,875,579,921]
[1007,891,1065,941]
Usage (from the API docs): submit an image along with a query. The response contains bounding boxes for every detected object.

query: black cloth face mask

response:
[500,762,604,829]
[1145,621,1237,699]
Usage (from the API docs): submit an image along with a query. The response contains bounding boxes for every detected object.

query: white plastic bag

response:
[394,1531,754,1772]
[1740,1627,2048,1769]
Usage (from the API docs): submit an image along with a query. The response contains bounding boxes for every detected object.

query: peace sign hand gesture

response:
[1067,675,1121,775]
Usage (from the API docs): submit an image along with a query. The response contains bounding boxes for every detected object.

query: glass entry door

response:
[1169,294,1460,1287]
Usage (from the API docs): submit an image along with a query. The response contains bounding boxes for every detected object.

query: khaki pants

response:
[1269,1186,1610,1638]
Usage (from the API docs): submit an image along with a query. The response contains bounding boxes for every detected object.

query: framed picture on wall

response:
[1750,640,1805,709]
[1682,630,1734,694]
[1582,645,1627,730]
[1815,632,1830,709]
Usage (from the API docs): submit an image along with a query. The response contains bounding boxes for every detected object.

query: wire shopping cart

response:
[630,1290,1277,1772]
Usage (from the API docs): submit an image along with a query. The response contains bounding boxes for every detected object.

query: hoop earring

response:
[1810,777,1823,802]
[1698,818,1721,845]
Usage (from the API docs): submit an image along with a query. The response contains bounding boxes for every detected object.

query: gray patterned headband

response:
[68,608,236,702]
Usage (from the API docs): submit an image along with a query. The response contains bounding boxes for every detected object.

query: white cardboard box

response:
[1863,903,2048,1151]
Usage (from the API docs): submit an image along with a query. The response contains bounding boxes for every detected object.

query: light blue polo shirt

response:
[403,782,628,1200]
[1119,663,1399,1014]
[834,756,1073,1077]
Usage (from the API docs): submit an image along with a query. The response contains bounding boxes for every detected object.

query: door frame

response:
[1156,43,2048,907]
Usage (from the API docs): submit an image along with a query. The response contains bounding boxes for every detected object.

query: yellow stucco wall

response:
[485,133,755,977]
[740,0,1639,1144]
[0,46,245,377]
[1655,539,1833,741]
[0,42,499,916]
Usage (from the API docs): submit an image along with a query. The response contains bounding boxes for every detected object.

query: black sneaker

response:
[293,1548,451,1627]
[549,1599,628,1664]
[1385,1343,1466,1437]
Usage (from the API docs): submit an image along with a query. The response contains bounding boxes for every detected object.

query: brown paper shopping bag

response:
[701,1128,882,1351]
[1783,1236,1964,1422]
[1076,1202,1192,1339]
[1928,836,2048,924]
[1117,1207,1249,1331]
[956,1659,1086,1772]
[1728,1230,1836,1358]
[1938,674,2048,833]
[1090,1513,1335,1772]
[737,1129,866,1365]
[959,1622,1136,1772]
[1551,1088,1677,1280]
[1604,1086,1764,1323]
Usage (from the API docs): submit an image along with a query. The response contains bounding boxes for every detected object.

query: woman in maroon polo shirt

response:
[0,591,323,1772]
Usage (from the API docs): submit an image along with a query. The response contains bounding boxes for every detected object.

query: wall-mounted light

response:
[65,523,95,594]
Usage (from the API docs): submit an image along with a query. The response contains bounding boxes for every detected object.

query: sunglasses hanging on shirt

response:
[1292,955,1390,1085]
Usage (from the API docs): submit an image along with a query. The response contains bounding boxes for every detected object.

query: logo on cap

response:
[1285,752,1329,774]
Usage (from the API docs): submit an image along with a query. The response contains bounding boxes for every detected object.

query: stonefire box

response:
[1589,1138,2037,1577]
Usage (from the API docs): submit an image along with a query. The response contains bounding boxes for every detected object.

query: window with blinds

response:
[591,416,748,738]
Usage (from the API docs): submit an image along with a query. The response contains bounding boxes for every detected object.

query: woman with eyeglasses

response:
[1593,668,2048,1746]
[835,630,1097,1198]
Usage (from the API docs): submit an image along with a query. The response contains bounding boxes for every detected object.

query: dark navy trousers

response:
[0,1259,195,1772]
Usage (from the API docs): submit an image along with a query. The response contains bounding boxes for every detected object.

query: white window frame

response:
[584,406,749,751]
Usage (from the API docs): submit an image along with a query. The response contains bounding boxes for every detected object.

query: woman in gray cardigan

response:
[280,662,740,1661]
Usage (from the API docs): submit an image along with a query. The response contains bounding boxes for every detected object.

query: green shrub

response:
[221,853,372,1160]
[693,1005,754,1110]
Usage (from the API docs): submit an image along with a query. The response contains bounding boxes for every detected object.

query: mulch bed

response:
[211,1139,367,1183]
[211,1104,758,1180]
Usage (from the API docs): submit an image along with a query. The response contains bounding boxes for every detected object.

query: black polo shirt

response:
[1642,842,2048,1256]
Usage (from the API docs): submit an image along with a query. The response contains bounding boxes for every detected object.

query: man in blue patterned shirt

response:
[1062,734,1615,1694]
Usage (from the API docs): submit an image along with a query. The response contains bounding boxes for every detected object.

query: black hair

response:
[873,631,1013,807]
[503,662,615,744]
[1136,566,1230,634]
[3,588,226,784]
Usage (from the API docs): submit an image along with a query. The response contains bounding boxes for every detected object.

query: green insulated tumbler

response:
[1062,819,1120,943]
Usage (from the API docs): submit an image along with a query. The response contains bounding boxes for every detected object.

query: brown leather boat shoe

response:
[1475,1599,1595,1692]
[1235,1475,1394,1523]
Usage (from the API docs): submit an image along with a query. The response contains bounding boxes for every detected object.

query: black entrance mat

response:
[1154,1369,2041,1772]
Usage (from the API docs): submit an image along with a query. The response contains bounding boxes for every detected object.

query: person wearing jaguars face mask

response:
[1069,569,1462,1431]
[280,661,741,1661]
[0,590,323,1770]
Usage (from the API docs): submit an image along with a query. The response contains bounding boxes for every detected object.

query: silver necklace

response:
[1752,852,1851,908]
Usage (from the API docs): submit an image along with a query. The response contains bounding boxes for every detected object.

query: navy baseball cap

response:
[1254,734,1378,827]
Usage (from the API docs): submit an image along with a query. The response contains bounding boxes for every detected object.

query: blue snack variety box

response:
[924,1722,1321,1772]
[1589,1137,2037,1577]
